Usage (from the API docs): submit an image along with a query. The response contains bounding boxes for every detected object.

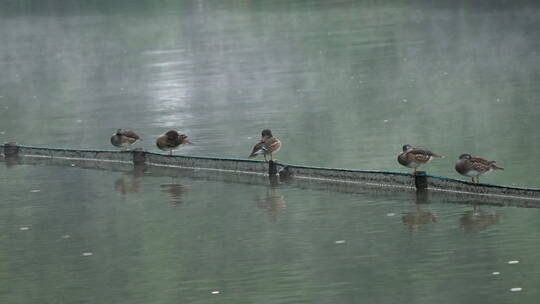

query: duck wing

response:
[469,157,503,171]
[120,130,140,140]
[411,148,441,157]
[264,137,281,154]
[156,135,178,150]
[249,141,267,157]
[407,149,439,163]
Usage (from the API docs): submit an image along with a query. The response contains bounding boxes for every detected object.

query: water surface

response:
[1,1,540,303]
[1,164,540,303]
[1,0,539,186]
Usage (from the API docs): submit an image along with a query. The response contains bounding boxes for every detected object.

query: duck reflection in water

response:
[114,166,145,195]
[114,174,142,195]
[256,183,286,222]
[402,205,437,232]
[160,183,191,205]
[460,205,499,233]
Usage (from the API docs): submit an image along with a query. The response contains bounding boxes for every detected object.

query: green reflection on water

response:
[1,164,540,304]
[1,1,540,187]
[1,1,540,302]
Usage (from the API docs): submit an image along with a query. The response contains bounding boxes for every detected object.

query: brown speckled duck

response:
[248,129,281,161]
[455,154,503,183]
[397,144,442,174]
[110,129,141,150]
[156,130,192,155]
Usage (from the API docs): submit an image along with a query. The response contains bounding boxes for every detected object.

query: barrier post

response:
[414,171,428,191]
[268,160,278,175]
[132,148,146,166]
[3,142,19,158]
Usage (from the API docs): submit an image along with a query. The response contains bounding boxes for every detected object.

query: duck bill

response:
[184,139,193,145]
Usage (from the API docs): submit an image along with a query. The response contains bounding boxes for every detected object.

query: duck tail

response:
[488,160,503,170]
[249,148,266,158]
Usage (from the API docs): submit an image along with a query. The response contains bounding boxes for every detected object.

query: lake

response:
[1,0,539,303]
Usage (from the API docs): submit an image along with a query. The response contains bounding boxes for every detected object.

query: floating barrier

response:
[2,143,540,207]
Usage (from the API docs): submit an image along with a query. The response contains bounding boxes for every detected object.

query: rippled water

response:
[1,1,540,303]
[2,164,540,303]
[1,0,540,186]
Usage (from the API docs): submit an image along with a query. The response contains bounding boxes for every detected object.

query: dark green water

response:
[1,1,540,303]
[2,0,540,186]
[2,165,540,303]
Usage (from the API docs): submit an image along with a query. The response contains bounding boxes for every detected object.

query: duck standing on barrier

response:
[110,129,141,151]
[398,144,442,174]
[156,130,192,155]
[249,129,281,161]
[455,154,503,184]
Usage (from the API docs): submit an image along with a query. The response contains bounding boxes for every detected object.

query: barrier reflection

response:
[2,150,538,209]
[256,178,286,221]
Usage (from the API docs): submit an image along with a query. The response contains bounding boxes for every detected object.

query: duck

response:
[248,129,281,161]
[397,144,442,174]
[156,130,192,155]
[455,154,503,183]
[110,129,141,150]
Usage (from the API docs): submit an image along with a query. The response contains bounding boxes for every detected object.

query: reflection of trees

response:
[460,206,499,233]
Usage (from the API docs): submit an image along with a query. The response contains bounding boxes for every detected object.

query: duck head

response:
[402,144,413,152]
[165,130,180,140]
[458,154,472,160]
[261,129,273,138]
